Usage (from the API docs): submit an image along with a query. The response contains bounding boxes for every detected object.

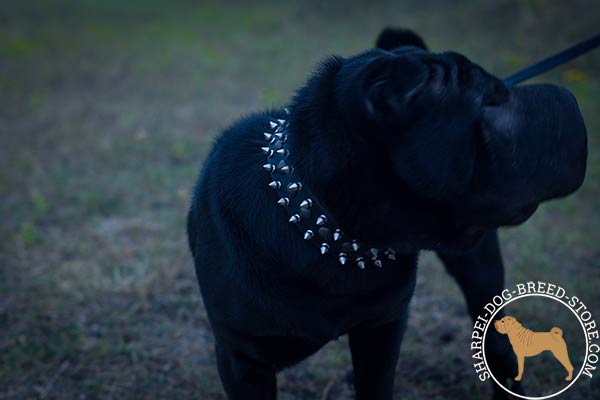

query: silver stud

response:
[277,119,286,125]
[264,133,273,141]
[320,243,330,254]
[374,259,383,268]
[356,257,366,269]
[268,181,281,190]
[333,229,343,241]
[316,215,327,226]
[274,132,284,140]
[351,240,360,251]
[280,165,292,174]
[261,146,270,154]
[287,182,302,196]
[277,197,290,206]
[271,140,283,150]
[269,121,278,130]
[289,214,301,223]
[300,199,313,208]
[284,108,291,115]
[369,248,379,257]
[385,248,396,261]
[304,230,314,240]
[276,148,288,156]
[338,252,348,265]
[263,163,275,172]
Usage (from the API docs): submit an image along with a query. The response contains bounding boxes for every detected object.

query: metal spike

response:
[320,243,330,254]
[304,230,314,240]
[374,259,383,268]
[274,132,284,140]
[287,182,302,196]
[268,181,281,190]
[333,229,343,241]
[338,252,348,265]
[280,165,292,174]
[385,248,396,261]
[263,133,273,141]
[351,240,360,251]
[276,148,288,156]
[284,107,291,115]
[316,215,327,226]
[262,163,275,172]
[272,140,283,150]
[269,121,278,130]
[277,160,286,172]
[261,146,270,154]
[369,248,379,257]
[289,214,301,223]
[300,199,313,208]
[277,197,290,206]
[277,119,286,125]
[356,257,366,269]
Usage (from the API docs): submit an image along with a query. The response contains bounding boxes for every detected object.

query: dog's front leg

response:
[515,354,524,381]
[438,230,522,398]
[214,340,277,400]
[348,317,408,400]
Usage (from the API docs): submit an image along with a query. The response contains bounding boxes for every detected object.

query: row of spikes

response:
[261,114,396,269]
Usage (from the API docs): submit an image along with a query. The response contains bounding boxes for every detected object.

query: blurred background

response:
[1,1,599,399]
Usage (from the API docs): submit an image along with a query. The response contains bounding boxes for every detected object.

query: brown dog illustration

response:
[494,316,574,381]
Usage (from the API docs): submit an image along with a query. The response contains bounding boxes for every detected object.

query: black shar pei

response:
[187,28,587,399]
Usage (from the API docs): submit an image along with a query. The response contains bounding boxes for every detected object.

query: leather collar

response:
[261,109,398,269]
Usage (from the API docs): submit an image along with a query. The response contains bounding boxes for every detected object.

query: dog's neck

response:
[261,113,399,270]
[506,321,535,344]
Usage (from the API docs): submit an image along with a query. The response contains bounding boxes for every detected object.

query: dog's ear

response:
[363,55,429,122]
[375,27,428,51]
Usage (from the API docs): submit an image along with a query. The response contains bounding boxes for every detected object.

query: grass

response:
[1,0,599,398]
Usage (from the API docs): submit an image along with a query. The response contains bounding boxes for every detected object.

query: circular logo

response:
[471,281,599,399]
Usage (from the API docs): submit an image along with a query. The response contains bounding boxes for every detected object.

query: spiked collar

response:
[261,109,397,269]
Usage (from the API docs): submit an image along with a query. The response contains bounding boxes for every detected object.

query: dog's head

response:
[289,28,587,253]
[494,316,519,334]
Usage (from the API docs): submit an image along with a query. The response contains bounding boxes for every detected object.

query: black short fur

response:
[187,27,586,400]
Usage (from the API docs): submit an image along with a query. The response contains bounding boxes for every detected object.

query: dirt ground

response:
[1,1,599,399]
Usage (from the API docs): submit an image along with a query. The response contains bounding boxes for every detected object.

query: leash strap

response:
[503,33,600,85]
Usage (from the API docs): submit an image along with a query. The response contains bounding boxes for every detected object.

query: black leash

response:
[503,33,600,85]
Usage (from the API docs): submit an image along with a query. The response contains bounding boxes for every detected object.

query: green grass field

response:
[1,1,599,398]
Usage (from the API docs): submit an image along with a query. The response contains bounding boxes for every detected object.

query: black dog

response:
[187,28,587,399]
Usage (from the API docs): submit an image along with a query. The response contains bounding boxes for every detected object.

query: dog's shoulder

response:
[187,110,294,254]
